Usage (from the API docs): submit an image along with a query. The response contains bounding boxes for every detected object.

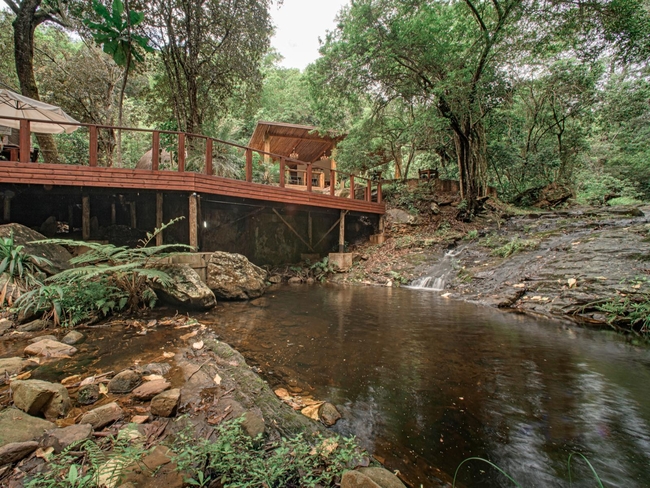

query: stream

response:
[3,284,650,487]
[206,285,650,487]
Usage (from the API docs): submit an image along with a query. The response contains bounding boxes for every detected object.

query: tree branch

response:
[3,0,19,15]
[464,0,488,32]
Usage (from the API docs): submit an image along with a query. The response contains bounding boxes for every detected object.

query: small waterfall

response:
[408,248,464,291]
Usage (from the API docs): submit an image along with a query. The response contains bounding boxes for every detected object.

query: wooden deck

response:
[0,161,385,214]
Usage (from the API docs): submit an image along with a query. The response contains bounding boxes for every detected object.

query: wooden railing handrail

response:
[0,116,384,201]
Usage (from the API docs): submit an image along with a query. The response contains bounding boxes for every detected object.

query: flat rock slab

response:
[12,379,71,419]
[28,334,58,344]
[24,339,77,358]
[108,370,142,394]
[341,471,382,488]
[0,408,55,446]
[40,424,93,453]
[132,379,171,401]
[0,441,39,466]
[0,357,34,376]
[79,402,123,429]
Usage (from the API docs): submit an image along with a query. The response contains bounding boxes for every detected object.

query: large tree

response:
[3,0,77,163]
[146,0,273,135]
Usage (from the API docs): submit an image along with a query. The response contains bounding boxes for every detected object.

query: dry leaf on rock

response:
[274,388,290,400]
[99,383,108,396]
[214,374,222,385]
[143,374,165,382]
[301,403,324,421]
[79,376,95,387]
[35,447,54,461]
[193,340,204,350]
[162,352,175,359]
[61,375,81,386]
[568,278,577,288]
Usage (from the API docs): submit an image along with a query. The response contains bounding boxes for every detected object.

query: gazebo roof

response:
[248,121,345,163]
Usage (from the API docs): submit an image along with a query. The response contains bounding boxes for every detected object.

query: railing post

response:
[367,179,372,202]
[19,119,30,163]
[279,157,286,188]
[377,180,383,203]
[152,131,160,171]
[178,133,185,172]
[89,126,98,167]
[330,170,336,196]
[349,175,355,200]
[205,139,213,176]
[245,149,253,182]
[306,164,312,192]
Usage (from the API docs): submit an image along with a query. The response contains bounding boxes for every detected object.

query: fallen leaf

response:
[214,374,222,385]
[61,375,81,386]
[79,376,95,387]
[34,447,54,461]
[568,278,577,288]
[633,283,642,289]
[131,415,149,424]
[162,352,175,359]
[12,371,31,381]
[301,403,323,421]
[181,331,198,341]
[274,388,290,400]
[310,438,338,456]
[513,283,526,288]
[99,383,108,396]
[193,340,204,350]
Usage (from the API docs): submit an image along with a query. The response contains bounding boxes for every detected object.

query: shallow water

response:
[206,285,650,487]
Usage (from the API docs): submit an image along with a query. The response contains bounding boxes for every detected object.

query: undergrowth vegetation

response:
[14,218,190,327]
[491,237,540,258]
[26,418,366,488]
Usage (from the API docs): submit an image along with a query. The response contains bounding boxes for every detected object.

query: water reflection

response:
[209,285,650,487]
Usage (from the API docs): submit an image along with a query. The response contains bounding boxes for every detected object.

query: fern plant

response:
[0,230,53,306]
[16,218,191,326]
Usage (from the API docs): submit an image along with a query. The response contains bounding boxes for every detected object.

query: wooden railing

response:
[0,117,383,204]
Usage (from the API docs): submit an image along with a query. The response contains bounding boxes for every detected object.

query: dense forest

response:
[1,0,649,212]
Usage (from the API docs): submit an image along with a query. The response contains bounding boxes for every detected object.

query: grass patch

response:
[596,293,650,336]
[491,237,540,258]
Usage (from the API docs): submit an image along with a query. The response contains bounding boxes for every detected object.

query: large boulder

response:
[11,379,71,419]
[152,264,217,310]
[24,339,77,358]
[0,408,54,446]
[0,223,72,276]
[206,251,267,300]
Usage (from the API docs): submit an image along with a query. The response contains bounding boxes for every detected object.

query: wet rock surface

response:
[11,379,71,419]
[108,369,142,393]
[206,251,268,300]
[0,408,54,446]
[79,402,124,429]
[0,441,39,466]
[0,223,72,276]
[40,424,93,453]
[152,263,217,310]
[443,206,650,324]
[24,339,77,358]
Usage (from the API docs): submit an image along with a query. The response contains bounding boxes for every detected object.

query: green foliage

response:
[172,417,365,488]
[491,237,540,258]
[25,429,149,488]
[597,294,650,336]
[310,257,335,282]
[85,0,153,68]
[465,230,479,241]
[15,219,189,326]
[0,231,51,290]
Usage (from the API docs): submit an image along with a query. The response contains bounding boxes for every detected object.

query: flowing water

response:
[408,248,464,290]
[205,285,650,488]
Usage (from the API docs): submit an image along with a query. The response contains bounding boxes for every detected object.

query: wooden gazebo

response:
[248,121,345,192]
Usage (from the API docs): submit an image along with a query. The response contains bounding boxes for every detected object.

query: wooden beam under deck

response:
[0,162,385,215]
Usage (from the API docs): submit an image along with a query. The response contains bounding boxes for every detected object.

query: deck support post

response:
[110,203,116,225]
[82,195,90,240]
[67,204,73,229]
[339,210,346,253]
[308,212,313,246]
[189,193,198,250]
[156,192,164,245]
[3,194,12,222]
[130,202,137,229]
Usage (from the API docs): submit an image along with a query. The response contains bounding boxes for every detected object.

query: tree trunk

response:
[453,128,485,217]
[13,0,58,163]
[115,50,132,168]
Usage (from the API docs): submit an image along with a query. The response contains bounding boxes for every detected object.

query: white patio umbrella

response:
[0,89,80,134]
